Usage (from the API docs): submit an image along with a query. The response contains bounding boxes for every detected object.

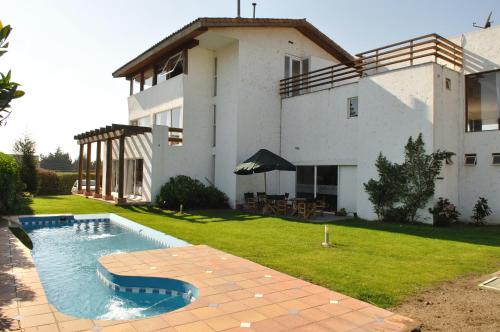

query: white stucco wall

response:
[448,25,500,224]
[210,27,343,205]
[338,165,357,213]
[128,74,184,123]
[356,64,436,221]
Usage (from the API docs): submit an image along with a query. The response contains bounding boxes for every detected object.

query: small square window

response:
[492,153,500,165]
[445,78,451,90]
[464,154,477,166]
[348,97,358,118]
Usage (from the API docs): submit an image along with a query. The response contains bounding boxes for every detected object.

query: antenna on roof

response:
[252,3,257,18]
[237,0,241,18]
[473,11,493,29]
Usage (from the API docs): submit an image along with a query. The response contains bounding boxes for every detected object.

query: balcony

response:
[280,33,463,98]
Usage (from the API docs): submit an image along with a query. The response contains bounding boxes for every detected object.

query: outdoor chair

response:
[314,199,326,216]
[257,192,266,209]
[244,192,257,211]
[276,200,287,215]
[297,201,307,219]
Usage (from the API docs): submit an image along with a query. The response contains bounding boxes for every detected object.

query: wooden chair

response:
[276,200,287,215]
[244,192,257,211]
[314,199,326,216]
[297,201,307,219]
[256,192,266,209]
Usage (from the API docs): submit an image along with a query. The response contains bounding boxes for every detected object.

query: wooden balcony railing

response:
[280,33,463,98]
[168,127,183,145]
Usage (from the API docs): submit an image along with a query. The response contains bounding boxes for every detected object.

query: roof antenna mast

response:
[237,0,241,18]
[252,3,257,18]
[473,11,493,29]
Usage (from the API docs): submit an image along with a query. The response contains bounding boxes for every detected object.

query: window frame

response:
[347,96,359,118]
[464,153,477,166]
[465,68,500,133]
[492,153,500,165]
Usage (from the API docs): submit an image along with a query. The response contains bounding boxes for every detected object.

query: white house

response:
[74,17,500,224]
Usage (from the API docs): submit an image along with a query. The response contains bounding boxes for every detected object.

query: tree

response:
[401,134,454,223]
[471,197,491,225]
[13,135,38,193]
[0,19,24,126]
[40,147,73,171]
[364,133,453,223]
[364,154,405,220]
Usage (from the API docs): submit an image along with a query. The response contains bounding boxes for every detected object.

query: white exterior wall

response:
[128,74,184,123]
[212,27,340,205]
[121,23,500,224]
[338,166,357,213]
[449,25,500,224]
[356,64,436,221]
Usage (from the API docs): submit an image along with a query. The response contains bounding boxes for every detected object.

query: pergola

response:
[73,124,152,204]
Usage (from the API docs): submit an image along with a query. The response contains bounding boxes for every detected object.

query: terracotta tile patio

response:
[0,225,418,331]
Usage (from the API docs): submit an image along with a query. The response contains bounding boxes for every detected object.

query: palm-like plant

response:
[0,19,24,126]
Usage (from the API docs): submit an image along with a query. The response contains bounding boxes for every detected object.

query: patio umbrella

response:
[233,149,296,193]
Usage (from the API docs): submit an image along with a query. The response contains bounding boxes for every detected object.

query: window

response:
[130,74,141,95]
[284,55,310,96]
[213,57,218,97]
[143,68,154,89]
[212,105,217,147]
[492,153,500,165]
[157,52,184,84]
[134,116,151,127]
[348,97,358,117]
[445,78,451,90]
[464,154,477,166]
[466,70,500,132]
[154,107,182,128]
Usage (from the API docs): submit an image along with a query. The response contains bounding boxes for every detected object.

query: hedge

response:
[37,170,95,196]
[0,152,21,213]
[156,175,229,210]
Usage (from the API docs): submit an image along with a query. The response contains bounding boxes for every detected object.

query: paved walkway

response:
[0,225,417,332]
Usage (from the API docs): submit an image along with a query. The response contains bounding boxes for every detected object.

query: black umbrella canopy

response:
[234,149,296,175]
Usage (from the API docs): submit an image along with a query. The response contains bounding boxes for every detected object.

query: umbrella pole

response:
[264,173,267,194]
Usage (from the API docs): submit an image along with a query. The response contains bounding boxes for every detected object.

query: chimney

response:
[237,0,241,18]
[252,3,257,18]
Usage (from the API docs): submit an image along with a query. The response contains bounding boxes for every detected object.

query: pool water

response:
[23,217,192,320]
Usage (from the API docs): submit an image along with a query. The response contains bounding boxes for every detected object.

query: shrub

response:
[37,169,60,195]
[471,197,491,225]
[383,206,409,224]
[156,175,228,210]
[429,197,460,227]
[364,133,453,223]
[336,208,347,217]
[0,152,22,213]
[36,171,95,196]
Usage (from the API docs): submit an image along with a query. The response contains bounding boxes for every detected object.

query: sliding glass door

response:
[296,165,338,211]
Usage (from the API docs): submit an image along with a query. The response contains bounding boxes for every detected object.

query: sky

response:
[1,0,499,160]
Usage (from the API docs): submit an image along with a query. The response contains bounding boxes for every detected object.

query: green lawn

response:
[14,195,500,308]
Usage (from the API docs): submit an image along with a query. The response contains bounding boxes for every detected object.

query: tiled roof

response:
[112,17,354,78]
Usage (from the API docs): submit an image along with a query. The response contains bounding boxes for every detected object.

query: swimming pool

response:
[18,214,196,320]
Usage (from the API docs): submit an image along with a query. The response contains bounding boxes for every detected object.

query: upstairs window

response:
[464,153,477,166]
[348,97,358,118]
[284,55,309,96]
[466,70,500,132]
[157,51,184,84]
